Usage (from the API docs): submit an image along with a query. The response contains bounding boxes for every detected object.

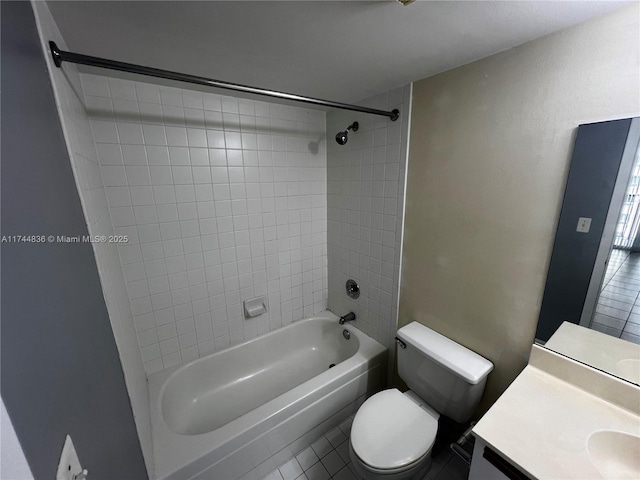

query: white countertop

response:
[473,345,640,480]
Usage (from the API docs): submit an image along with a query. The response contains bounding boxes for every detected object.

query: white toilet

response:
[349,322,494,480]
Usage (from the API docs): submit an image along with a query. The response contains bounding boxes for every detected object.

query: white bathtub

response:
[148,311,387,480]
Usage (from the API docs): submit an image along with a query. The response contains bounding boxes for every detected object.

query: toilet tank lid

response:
[397,322,494,385]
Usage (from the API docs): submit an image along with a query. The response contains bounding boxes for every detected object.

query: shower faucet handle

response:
[345,279,360,299]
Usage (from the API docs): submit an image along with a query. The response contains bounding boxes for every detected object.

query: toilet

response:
[349,322,494,480]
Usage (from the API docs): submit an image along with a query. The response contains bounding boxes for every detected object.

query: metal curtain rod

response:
[49,42,400,121]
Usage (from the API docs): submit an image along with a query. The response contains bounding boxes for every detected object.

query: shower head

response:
[335,131,348,145]
[335,121,359,145]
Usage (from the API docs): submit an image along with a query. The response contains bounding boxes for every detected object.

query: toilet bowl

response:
[348,322,494,479]
[349,389,438,480]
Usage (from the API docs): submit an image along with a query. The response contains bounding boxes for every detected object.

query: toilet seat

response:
[350,389,438,472]
[350,443,431,476]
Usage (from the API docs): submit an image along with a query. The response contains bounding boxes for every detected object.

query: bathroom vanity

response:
[469,324,640,480]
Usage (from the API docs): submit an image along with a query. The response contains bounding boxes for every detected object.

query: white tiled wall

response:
[81,73,328,373]
[31,2,154,474]
[326,85,411,356]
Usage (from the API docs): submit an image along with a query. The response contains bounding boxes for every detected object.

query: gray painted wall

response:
[537,119,633,341]
[0,2,148,478]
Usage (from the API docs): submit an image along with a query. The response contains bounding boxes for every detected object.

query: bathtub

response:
[147,311,387,480]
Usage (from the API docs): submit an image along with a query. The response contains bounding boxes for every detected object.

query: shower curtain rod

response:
[49,42,400,121]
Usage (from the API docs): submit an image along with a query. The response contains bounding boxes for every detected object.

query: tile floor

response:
[266,415,470,480]
[593,249,640,344]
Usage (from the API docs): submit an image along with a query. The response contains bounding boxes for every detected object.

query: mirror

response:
[545,322,640,385]
[537,117,640,383]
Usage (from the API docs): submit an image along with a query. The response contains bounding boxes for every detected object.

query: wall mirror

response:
[537,117,640,385]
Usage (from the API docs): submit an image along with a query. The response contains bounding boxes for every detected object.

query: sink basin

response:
[587,430,640,479]
[616,359,640,384]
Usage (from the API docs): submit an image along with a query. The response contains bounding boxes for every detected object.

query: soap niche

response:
[243,296,267,319]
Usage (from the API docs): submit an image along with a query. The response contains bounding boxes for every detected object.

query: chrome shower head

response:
[335,121,359,145]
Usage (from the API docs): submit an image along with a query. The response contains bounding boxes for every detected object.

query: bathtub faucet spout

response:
[339,312,356,324]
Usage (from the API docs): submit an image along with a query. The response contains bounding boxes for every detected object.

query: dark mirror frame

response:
[536,117,640,382]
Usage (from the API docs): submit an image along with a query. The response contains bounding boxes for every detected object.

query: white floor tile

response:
[595,304,629,321]
[311,436,332,459]
[592,313,626,330]
[627,313,640,324]
[621,331,640,344]
[255,459,278,480]
[264,470,283,480]
[296,446,320,471]
[325,426,347,448]
[305,462,330,480]
[320,450,345,476]
[623,321,640,336]
[279,458,303,480]
[272,448,294,469]
[332,465,356,480]
[336,440,351,464]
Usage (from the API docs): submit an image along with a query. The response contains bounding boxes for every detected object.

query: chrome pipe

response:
[449,421,476,466]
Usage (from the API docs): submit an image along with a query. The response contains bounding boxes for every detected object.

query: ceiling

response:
[47,1,632,104]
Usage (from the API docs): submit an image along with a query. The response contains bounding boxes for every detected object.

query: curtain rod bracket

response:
[47,41,400,121]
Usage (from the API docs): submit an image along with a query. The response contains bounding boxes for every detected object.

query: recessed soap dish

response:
[243,296,267,318]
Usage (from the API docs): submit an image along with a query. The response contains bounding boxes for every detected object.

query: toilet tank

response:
[396,322,494,423]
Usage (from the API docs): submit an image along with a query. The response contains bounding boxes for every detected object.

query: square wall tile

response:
[83,74,328,374]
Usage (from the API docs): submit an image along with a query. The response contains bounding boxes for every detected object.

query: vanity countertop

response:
[472,345,640,480]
